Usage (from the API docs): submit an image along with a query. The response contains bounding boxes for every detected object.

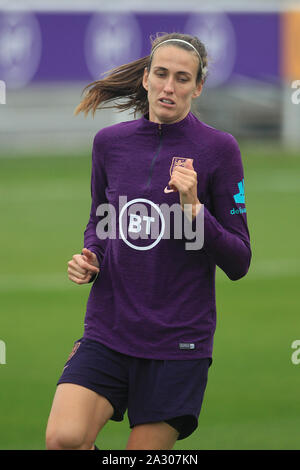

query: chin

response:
[156,110,179,124]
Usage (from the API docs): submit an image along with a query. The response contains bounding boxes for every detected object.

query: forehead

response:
[151,45,199,75]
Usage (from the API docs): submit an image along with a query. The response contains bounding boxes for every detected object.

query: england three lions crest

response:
[164,157,193,193]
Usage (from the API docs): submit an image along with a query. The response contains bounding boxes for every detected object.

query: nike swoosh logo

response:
[164,185,175,193]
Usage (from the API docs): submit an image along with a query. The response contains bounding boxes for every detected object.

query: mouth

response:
[159,98,175,107]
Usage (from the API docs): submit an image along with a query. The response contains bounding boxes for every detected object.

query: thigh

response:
[57,338,129,422]
[126,421,179,450]
[46,383,114,449]
[46,338,130,449]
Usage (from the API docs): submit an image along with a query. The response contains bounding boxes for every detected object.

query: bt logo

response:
[119,198,165,251]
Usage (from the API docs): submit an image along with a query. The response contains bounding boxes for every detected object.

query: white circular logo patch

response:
[185,12,236,88]
[84,13,142,80]
[0,12,42,88]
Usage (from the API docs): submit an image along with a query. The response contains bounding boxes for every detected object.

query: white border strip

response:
[0,0,300,13]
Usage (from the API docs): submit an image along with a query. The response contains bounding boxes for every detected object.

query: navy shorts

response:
[57,338,211,441]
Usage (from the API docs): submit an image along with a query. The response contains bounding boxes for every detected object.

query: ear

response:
[142,67,149,92]
[192,81,203,99]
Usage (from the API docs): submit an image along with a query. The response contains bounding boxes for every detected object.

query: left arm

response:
[168,138,251,281]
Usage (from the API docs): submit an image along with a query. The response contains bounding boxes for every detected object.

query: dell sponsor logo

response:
[233,179,245,204]
[231,180,246,214]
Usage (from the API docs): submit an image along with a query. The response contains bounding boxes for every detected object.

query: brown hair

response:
[74,32,208,118]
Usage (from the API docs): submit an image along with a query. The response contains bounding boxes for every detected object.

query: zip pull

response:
[146,124,164,187]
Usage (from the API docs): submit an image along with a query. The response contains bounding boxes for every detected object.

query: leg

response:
[45,383,114,450]
[125,421,179,450]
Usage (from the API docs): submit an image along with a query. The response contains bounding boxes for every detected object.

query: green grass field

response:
[0,143,299,450]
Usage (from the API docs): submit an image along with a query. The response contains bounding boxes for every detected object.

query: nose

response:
[163,76,175,94]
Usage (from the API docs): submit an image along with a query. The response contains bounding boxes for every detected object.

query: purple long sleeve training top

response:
[82,111,251,360]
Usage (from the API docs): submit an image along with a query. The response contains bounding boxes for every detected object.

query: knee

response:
[46,425,91,450]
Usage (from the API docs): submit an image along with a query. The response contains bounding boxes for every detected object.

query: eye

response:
[177,76,190,83]
[155,71,166,77]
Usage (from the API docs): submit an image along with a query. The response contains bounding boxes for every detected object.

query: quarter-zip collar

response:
[138,111,195,137]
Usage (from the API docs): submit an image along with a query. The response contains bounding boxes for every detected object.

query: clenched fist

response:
[68,248,100,285]
[167,159,202,220]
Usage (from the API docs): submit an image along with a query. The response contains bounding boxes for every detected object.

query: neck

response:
[148,110,191,125]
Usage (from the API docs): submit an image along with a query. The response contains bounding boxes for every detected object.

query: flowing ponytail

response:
[74,56,150,118]
[74,32,208,118]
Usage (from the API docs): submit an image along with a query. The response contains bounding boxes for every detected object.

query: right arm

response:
[68,133,108,285]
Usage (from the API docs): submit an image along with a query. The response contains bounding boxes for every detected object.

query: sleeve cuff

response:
[88,271,99,283]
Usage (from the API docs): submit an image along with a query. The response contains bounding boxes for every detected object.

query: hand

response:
[167,159,202,220]
[67,248,100,285]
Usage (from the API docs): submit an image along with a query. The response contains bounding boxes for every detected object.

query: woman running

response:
[45,32,251,450]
